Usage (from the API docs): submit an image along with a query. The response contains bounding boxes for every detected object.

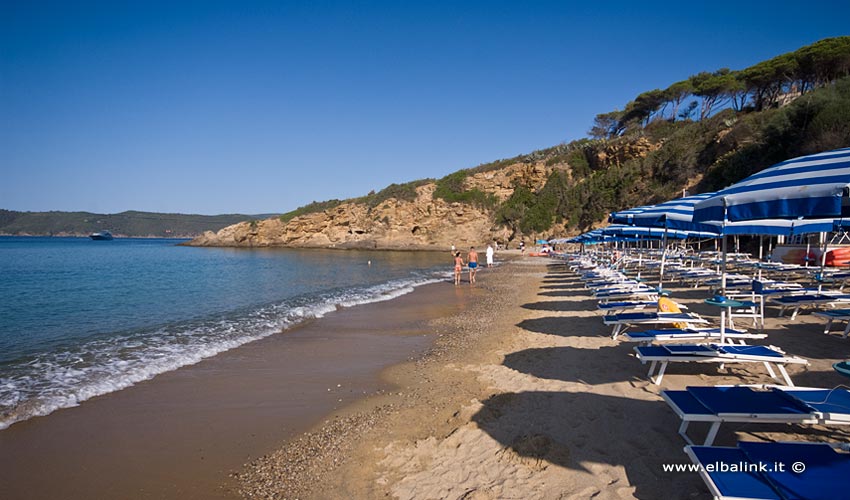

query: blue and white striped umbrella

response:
[700,218,838,236]
[609,205,654,224]
[602,225,716,239]
[693,148,850,223]
[631,192,717,231]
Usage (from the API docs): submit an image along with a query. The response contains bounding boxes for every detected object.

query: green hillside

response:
[280,36,850,238]
[0,210,271,238]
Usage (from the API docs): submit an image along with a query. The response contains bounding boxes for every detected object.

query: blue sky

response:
[2,1,849,215]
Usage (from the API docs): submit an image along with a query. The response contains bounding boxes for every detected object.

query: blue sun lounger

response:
[812,309,850,338]
[684,441,850,500]
[621,328,766,344]
[634,344,807,386]
[597,300,688,314]
[662,385,850,445]
[768,292,850,320]
[603,311,708,339]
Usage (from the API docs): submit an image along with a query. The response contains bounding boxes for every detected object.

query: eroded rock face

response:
[590,137,659,170]
[463,162,553,201]
[188,183,499,249]
[186,142,653,249]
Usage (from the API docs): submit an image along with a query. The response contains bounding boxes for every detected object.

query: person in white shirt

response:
[486,244,494,267]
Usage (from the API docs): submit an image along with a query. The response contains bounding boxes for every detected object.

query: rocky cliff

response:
[186,136,667,249]
[188,161,560,249]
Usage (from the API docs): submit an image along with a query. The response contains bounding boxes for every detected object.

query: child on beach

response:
[468,246,479,284]
[453,251,464,285]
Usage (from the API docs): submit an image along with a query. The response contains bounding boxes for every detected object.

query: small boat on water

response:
[89,231,114,241]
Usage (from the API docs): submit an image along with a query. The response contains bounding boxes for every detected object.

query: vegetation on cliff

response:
[270,37,850,241]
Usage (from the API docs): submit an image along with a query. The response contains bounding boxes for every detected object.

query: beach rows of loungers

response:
[555,249,850,499]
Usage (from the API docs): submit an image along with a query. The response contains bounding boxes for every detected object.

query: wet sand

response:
[0,279,479,500]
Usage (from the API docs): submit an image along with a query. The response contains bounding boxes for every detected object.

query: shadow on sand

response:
[471,391,705,499]
[516,316,606,338]
[503,346,641,385]
[521,300,599,312]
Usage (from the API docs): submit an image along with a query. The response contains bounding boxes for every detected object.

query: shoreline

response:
[236,256,543,498]
[240,257,850,499]
[0,266,492,499]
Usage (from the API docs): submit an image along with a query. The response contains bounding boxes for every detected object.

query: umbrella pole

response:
[721,233,728,293]
[819,231,829,293]
[659,223,668,289]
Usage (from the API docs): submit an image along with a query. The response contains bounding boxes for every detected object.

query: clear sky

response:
[2,1,849,215]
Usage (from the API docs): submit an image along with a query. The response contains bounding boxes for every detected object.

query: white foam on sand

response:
[0,273,443,430]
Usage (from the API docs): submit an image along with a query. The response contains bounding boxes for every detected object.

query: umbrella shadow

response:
[540,284,584,291]
[471,391,706,499]
[521,300,598,312]
[503,346,641,385]
[538,290,584,298]
[516,316,607,338]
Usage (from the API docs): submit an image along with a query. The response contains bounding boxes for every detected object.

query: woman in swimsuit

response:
[453,251,464,285]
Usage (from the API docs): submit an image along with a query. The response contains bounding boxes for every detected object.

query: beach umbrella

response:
[609,205,654,225]
[694,148,850,223]
[629,193,721,287]
[631,192,718,231]
[693,148,850,292]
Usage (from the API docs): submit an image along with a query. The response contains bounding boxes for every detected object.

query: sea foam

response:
[0,273,445,430]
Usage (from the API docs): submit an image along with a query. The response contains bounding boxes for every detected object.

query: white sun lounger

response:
[769,292,850,320]
[812,309,850,338]
[621,328,766,345]
[684,441,850,500]
[597,301,688,314]
[661,385,850,445]
[603,311,708,339]
[634,344,808,386]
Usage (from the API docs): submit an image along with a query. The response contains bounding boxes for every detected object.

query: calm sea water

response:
[0,237,451,429]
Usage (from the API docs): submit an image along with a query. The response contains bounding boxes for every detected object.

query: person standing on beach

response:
[519,241,525,254]
[486,244,494,267]
[453,251,464,285]
[468,246,479,284]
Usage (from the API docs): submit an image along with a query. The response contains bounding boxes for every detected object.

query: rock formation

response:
[187,138,659,249]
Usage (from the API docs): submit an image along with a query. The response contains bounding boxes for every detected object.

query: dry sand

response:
[238,256,850,499]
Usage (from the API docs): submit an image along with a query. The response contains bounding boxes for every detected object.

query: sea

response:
[0,236,452,430]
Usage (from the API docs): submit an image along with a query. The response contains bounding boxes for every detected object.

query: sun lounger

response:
[594,288,660,304]
[661,385,850,445]
[684,441,850,500]
[812,309,850,338]
[621,328,765,344]
[634,344,807,386]
[704,274,753,290]
[769,292,850,320]
[597,301,688,314]
[603,311,707,338]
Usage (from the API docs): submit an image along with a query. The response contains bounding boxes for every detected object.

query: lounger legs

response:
[825,318,835,335]
[704,422,721,446]
[776,364,794,386]
[678,420,694,445]
[678,420,721,446]
[648,361,668,385]
[611,324,623,339]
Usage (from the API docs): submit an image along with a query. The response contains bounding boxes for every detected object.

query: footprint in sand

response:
[564,486,600,499]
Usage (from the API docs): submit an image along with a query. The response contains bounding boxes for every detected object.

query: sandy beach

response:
[236,256,850,499]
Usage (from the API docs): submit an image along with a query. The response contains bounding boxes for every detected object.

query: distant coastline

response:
[0,209,272,239]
